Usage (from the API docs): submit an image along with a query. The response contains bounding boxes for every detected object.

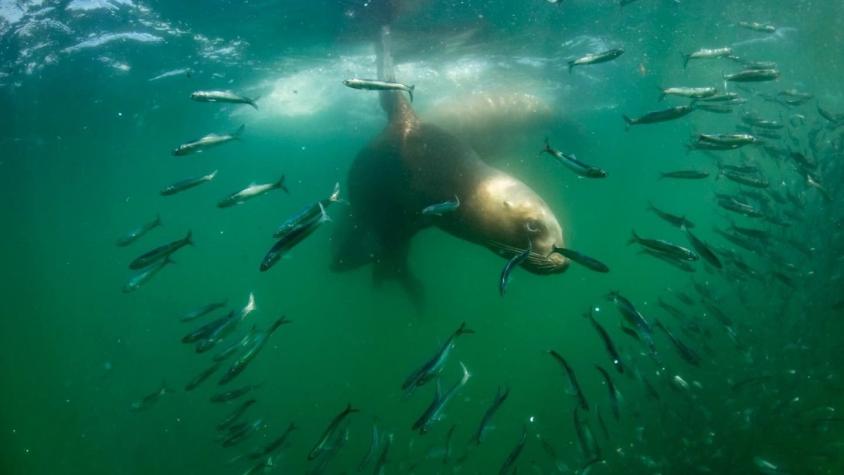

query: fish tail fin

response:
[657,86,665,101]
[185,230,194,246]
[344,403,360,415]
[459,361,471,384]
[328,182,341,202]
[154,213,162,227]
[275,175,289,193]
[318,202,332,223]
[622,115,632,131]
[540,137,553,155]
[232,124,246,138]
[456,321,475,336]
[268,315,292,333]
[408,85,415,103]
[567,61,575,74]
[248,96,260,110]
[627,230,639,245]
[207,169,218,180]
[681,52,690,69]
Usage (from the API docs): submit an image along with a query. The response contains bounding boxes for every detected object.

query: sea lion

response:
[331,25,568,304]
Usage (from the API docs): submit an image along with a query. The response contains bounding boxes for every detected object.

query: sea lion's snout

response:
[464,174,569,274]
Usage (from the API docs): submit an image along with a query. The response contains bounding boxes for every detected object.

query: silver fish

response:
[499,243,533,296]
[129,230,192,269]
[308,404,359,460]
[343,78,415,102]
[542,138,607,178]
[659,86,717,101]
[568,48,624,73]
[724,69,780,82]
[273,183,340,238]
[160,170,218,196]
[173,124,245,156]
[422,195,460,216]
[738,21,776,33]
[682,47,732,68]
[412,362,471,434]
[117,214,161,247]
[402,322,474,396]
[123,256,173,293]
[218,176,288,208]
[129,382,173,412]
[190,90,258,109]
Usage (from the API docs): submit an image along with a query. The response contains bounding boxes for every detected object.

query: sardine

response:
[585,310,624,374]
[261,203,330,271]
[130,382,173,412]
[541,138,607,178]
[343,78,415,102]
[471,386,510,445]
[129,230,192,269]
[738,21,776,33]
[659,170,709,180]
[413,362,471,434]
[273,183,340,238]
[217,399,256,431]
[180,300,227,323]
[623,105,693,129]
[548,350,589,411]
[724,69,780,82]
[197,292,257,354]
[647,203,696,228]
[682,47,732,68]
[568,48,624,73]
[223,418,263,448]
[595,365,621,421]
[210,383,261,403]
[122,256,173,293]
[191,90,258,109]
[160,170,218,196]
[117,214,161,246]
[629,230,698,261]
[357,420,380,472]
[660,86,717,101]
[185,361,222,391]
[308,403,359,460]
[402,322,474,396]
[683,227,722,269]
[499,243,533,296]
[250,422,296,460]
[607,291,658,358]
[498,426,527,475]
[219,315,290,385]
[422,195,461,216]
[218,176,288,208]
[655,320,702,367]
[173,124,245,156]
[551,247,610,273]
[696,103,734,114]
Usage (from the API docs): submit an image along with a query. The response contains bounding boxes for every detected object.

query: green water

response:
[2,1,843,474]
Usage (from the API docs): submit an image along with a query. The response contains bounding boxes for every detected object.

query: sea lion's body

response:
[331,26,567,302]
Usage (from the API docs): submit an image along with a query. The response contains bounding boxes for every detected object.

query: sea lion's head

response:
[459,173,568,274]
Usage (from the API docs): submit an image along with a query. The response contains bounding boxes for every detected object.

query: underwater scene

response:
[1,0,843,474]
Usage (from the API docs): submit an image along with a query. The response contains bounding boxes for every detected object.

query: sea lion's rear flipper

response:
[372,239,425,310]
[330,207,378,272]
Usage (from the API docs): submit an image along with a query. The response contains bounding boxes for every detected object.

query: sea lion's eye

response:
[526,220,542,233]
